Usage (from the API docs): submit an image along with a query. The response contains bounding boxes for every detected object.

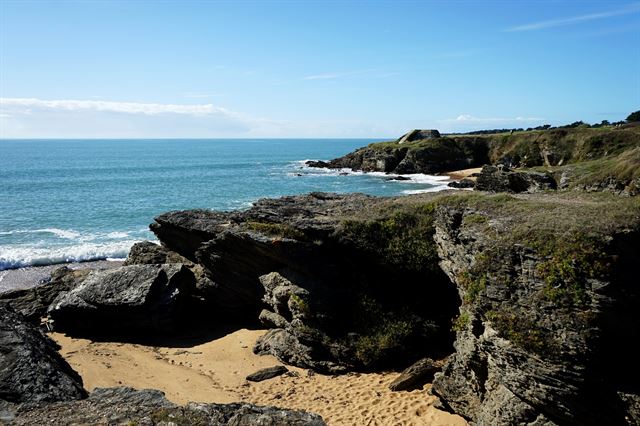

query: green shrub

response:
[452,311,470,332]
[339,203,438,272]
[245,221,307,240]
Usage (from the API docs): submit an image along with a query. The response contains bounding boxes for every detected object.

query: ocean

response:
[0,139,451,270]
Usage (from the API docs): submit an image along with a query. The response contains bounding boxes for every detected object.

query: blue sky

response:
[1,0,639,138]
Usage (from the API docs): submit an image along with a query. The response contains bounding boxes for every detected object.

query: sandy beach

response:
[51,329,467,426]
[443,167,482,181]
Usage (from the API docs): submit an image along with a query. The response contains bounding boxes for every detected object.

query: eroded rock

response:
[0,266,89,324]
[48,263,195,335]
[10,387,326,425]
[246,365,289,382]
[475,165,556,193]
[0,305,86,404]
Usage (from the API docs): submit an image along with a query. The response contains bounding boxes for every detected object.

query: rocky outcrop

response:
[246,365,289,382]
[8,387,325,425]
[475,165,557,193]
[0,306,86,404]
[307,137,489,174]
[430,193,640,425]
[124,240,216,312]
[0,266,89,324]
[151,193,460,372]
[389,357,443,392]
[397,129,441,144]
[448,179,475,189]
[48,263,195,335]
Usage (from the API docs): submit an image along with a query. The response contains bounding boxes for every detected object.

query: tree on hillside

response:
[627,110,640,122]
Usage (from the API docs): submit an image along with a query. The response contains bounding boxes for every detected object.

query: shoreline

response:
[0,259,123,294]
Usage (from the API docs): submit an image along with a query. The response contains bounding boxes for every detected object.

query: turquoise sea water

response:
[0,139,451,270]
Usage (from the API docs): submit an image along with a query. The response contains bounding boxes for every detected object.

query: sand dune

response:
[51,329,466,425]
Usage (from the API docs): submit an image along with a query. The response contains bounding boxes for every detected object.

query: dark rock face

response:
[245,365,289,382]
[306,136,489,175]
[151,193,460,372]
[48,264,195,335]
[123,240,175,265]
[388,357,443,392]
[430,201,640,425]
[448,179,475,189]
[0,306,86,404]
[0,266,89,324]
[123,240,217,312]
[475,165,557,193]
[9,387,326,425]
[397,129,441,144]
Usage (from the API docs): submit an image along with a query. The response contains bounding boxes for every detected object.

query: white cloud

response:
[0,97,235,116]
[505,3,640,32]
[445,114,545,124]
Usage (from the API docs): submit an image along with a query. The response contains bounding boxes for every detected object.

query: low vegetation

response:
[245,220,307,240]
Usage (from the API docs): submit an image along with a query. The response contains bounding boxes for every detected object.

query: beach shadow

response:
[56,319,265,348]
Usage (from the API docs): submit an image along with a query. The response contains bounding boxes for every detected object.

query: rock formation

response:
[149,193,460,372]
[48,263,195,335]
[0,266,89,325]
[475,165,557,193]
[397,129,441,144]
[145,190,640,423]
[0,306,86,404]
[7,387,326,425]
[430,192,640,425]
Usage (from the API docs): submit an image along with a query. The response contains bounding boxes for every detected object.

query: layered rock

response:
[150,193,460,372]
[475,165,557,193]
[0,305,86,404]
[307,137,489,174]
[397,129,441,144]
[48,263,195,335]
[430,193,640,425]
[8,387,326,425]
[0,266,89,325]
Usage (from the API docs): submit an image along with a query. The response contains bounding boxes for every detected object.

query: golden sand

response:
[51,329,466,426]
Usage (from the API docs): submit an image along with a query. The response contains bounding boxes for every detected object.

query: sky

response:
[0,0,639,138]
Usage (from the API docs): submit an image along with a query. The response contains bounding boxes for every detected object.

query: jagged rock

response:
[9,387,326,425]
[389,358,443,391]
[124,240,174,265]
[384,175,411,181]
[259,309,289,328]
[397,129,441,144]
[246,365,289,382]
[307,133,488,174]
[0,266,89,324]
[430,198,640,425]
[0,306,86,404]
[124,240,217,309]
[48,264,195,335]
[152,193,458,372]
[448,179,475,189]
[475,165,557,193]
[305,160,330,168]
[254,328,348,375]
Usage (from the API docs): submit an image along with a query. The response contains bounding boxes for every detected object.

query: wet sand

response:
[0,260,123,294]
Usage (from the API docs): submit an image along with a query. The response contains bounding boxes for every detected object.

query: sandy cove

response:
[51,329,466,426]
[443,167,482,181]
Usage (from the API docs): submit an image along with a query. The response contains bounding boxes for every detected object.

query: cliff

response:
[144,190,640,424]
[308,127,640,195]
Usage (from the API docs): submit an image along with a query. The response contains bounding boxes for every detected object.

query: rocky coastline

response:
[1,125,639,425]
